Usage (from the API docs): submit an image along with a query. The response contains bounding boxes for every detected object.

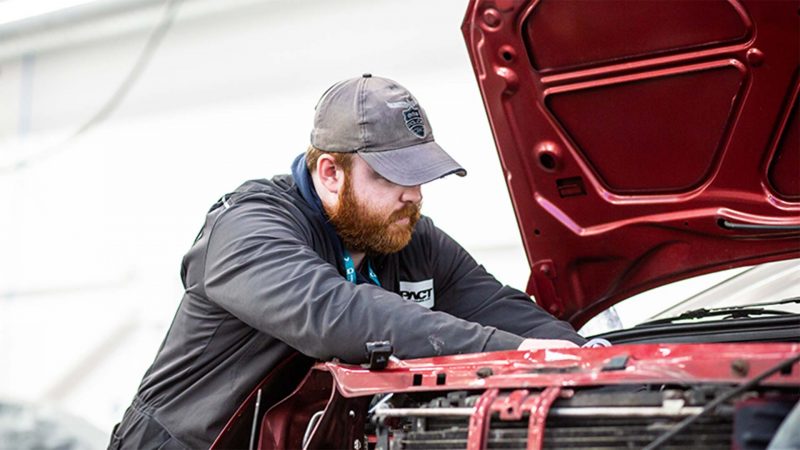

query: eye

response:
[370,169,392,184]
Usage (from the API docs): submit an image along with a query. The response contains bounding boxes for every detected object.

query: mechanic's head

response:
[308,74,465,254]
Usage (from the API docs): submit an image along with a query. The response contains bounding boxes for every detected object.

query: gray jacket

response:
[111,156,585,449]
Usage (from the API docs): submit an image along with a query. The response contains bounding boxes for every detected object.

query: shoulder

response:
[206,175,317,240]
[216,176,312,216]
[227,175,296,202]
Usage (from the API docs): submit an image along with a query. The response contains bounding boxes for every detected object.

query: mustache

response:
[388,202,422,223]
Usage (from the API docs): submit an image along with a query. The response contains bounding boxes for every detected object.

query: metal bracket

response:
[365,341,393,371]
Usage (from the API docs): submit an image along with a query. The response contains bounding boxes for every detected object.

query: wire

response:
[0,0,183,175]
[642,352,800,450]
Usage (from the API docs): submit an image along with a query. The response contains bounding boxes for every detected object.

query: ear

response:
[312,154,345,203]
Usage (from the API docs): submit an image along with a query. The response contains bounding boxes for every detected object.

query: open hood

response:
[462,0,800,327]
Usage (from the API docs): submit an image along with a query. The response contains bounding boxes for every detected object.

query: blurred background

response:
[0,0,765,448]
[0,0,533,446]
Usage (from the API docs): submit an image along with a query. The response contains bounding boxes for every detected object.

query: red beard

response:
[325,176,421,255]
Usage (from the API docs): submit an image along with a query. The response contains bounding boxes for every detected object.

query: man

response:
[110,74,585,449]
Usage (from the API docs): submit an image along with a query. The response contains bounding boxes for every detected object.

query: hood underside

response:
[462,0,800,326]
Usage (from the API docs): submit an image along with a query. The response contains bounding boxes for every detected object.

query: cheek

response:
[355,185,403,213]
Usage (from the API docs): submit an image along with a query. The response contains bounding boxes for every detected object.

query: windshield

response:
[579,258,800,336]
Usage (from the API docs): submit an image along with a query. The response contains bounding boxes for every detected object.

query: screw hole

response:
[539,153,556,170]
[502,51,513,61]
[534,229,541,235]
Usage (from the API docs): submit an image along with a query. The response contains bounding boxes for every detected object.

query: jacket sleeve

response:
[202,198,526,363]
[420,218,587,346]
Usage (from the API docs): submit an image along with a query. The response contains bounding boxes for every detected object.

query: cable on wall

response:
[0,0,183,175]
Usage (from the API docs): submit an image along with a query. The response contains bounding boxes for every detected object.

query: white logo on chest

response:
[399,279,434,309]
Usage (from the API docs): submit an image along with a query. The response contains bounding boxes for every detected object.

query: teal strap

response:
[366,261,381,286]
[343,250,381,286]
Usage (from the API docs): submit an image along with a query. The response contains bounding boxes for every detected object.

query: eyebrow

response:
[364,164,390,182]
[371,170,389,182]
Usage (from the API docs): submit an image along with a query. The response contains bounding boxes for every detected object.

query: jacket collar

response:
[291,153,346,263]
[292,153,325,213]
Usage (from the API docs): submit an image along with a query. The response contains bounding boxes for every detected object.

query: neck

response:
[348,249,366,269]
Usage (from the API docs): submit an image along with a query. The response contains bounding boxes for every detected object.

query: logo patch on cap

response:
[402,105,426,138]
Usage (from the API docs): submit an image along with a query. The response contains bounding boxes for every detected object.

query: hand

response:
[517,338,579,351]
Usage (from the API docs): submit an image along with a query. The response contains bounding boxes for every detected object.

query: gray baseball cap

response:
[311,74,466,186]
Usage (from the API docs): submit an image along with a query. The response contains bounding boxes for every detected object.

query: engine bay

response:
[368,385,798,450]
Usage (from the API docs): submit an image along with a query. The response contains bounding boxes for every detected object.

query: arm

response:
[421,218,587,346]
[202,198,526,363]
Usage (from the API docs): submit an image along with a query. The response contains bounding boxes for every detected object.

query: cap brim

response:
[358,141,467,186]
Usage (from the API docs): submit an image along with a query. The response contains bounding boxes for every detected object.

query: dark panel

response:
[546,65,744,193]
[768,93,800,199]
[542,416,732,449]
[525,0,748,71]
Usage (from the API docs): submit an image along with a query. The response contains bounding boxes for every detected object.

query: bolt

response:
[731,359,750,377]
[746,48,765,67]
[482,8,501,27]
[476,367,494,378]
[348,410,356,418]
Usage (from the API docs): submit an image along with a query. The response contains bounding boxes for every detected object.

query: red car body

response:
[213,1,800,448]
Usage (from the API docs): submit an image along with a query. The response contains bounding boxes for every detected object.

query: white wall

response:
[0,0,528,438]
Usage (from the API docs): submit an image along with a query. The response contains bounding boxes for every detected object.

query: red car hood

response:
[461,0,800,327]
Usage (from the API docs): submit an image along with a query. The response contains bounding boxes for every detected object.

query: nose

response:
[400,184,422,204]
